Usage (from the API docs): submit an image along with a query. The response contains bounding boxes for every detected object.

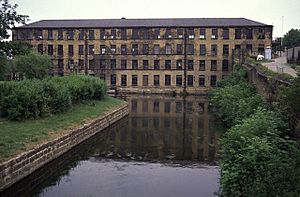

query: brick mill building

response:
[12,18,273,94]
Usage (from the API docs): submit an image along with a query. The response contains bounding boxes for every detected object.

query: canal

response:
[0,95,223,197]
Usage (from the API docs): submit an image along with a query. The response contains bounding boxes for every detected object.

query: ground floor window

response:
[154,75,160,86]
[165,75,171,86]
[187,75,193,87]
[176,75,182,86]
[199,75,205,87]
[132,75,138,86]
[121,75,127,86]
[210,75,217,87]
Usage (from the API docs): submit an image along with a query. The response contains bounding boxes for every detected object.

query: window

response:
[89,59,95,69]
[121,75,127,86]
[89,30,94,40]
[153,101,159,113]
[176,102,182,113]
[246,44,253,52]
[187,75,193,87]
[154,75,160,86]
[165,28,172,38]
[37,44,43,54]
[211,60,217,71]
[211,75,217,87]
[111,59,116,69]
[121,60,127,69]
[143,75,148,86]
[188,60,194,70]
[165,102,171,113]
[246,28,253,39]
[132,29,139,39]
[211,44,217,56]
[110,29,116,39]
[200,28,206,39]
[68,45,73,56]
[235,45,241,50]
[141,28,149,39]
[258,44,264,54]
[89,45,94,55]
[58,29,63,40]
[199,75,205,87]
[165,75,171,86]
[200,45,206,56]
[176,60,183,70]
[223,45,229,55]
[132,60,138,69]
[154,60,160,70]
[143,60,149,69]
[132,44,138,55]
[177,29,183,38]
[67,30,74,40]
[121,29,127,39]
[100,45,106,54]
[132,75,138,86]
[211,28,218,39]
[143,44,149,54]
[79,59,84,69]
[48,45,53,56]
[111,45,116,54]
[48,30,53,40]
[154,28,160,39]
[111,74,116,86]
[199,60,206,71]
[188,28,194,39]
[142,101,148,112]
[223,28,229,39]
[100,29,106,39]
[100,59,106,69]
[154,44,160,55]
[99,74,105,81]
[58,59,64,70]
[258,28,265,39]
[78,30,84,40]
[222,60,229,71]
[121,45,127,55]
[35,29,43,40]
[79,45,84,55]
[188,44,194,55]
[58,45,63,56]
[165,60,171,69]
[165,44,172,54]
[176,75,182,86]
[177,44,183,54]
[235,28,242,39]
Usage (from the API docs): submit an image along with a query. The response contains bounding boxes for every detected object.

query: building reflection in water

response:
[97,95,223,163]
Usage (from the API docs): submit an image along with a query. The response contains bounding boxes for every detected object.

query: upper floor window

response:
[121,44,127,55]
[200,44,206,56]
[143,44,149,54]
[100,45,106,54]
[211,28,218,39]
[89,30,94,40]
[100,29,106,39]
[223,45,229,55]
[132,29,139,39]
[154,44,160,55]
[211,44,217,56]
[141,28,149,39]
[200,28,206,39]
[48,29,53,40]
[177,44,183,54]
[110,29,116,39]
[121,29,127,39]
[188,28,194,39]
[58,29,63,40]
[165,28,172,39]
[154,28,160,39]
[176,59,183,70]
[223,28,229,39]
[177,29,183,38]
[111,45,116,54]
[78,30,84,40]
[132,44,138,55]
[246,28,253,39]
[188,44,194,55]
[235,28,242,39]
[37,44,43,54]
[258,28,265,39]
[48,45,53,56]
[34,29,43,40]
[188,60,194,70]
[67,30,74,40]
[165,44,172,55]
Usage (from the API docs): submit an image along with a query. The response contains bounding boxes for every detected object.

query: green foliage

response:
[283,29,300,48]
[0,75,107,120]
[217,65,248,88]
[14,52,51,79]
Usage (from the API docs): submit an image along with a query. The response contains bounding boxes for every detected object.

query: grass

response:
[0,96,126,162]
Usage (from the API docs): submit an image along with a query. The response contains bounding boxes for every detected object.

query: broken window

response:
[132,60,138,69]
[165,60,171,70]
[79,45,84,55]
[141,29,149,39]
[154,60,160,70]
[199,60,206,71]
[176,60,183,70]
[177,44,183,54]
[223,45,229,55]
[154,75,160,86]
[121,75,127,86]
[200,28,206,39]
[188,60,194,70]
[58,59,64,71]
[223,28,229,39]
[165,75,171,86]
[246,28,253,39]
[89,45,94,55]
[154,28,160,39]
[199,75,205,87]
[58,45,63,56]
[58,29,64,40]
[48,45,53,56]
[121,29,127,39]
[210,75,217,87]
[165,28,172,39]
[67,30,74,40]
[200,44,206,56]
[246,44,252,52]
[211,28,218,39]
[100,29,106,39]
[132,29,139,39]
[89,59,95,69]
[235,45,241,50]
[143,44,149,54]
[89,30,94,40]
[121,45,127,55]
[177,28,183,38]
[188,44,194,55]
[187,75,193,87]
[37,44,43,54]
[78,30,84,40]
[143,60,149,69]
[188,28,195,39]
[48,29,53,40]
[258,28,265,39]
[154,44,160,55]
[258,44,265,54]
[111,45,116,54]
[121,60,127,69]
[132,44,138,55]
[211,44,217,56]
[111,74,116,86]
[235,28,242,39]
[222,60,229,71]
[78,59,84,70]
[110,29,116,39]
[143,75,149,86]
[35,29,43,40]
[165,44,172,54]
[100,59,106,69]
[132,75,138,86]
[100,45,106,54]
[176,75,182,86]
[211,60,217,71]
[68,45,74,56]
[110,59,116,69]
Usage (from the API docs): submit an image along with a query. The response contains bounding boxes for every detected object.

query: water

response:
[0,95,223,197]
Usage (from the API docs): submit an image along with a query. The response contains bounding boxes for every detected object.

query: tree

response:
[283,29,300,48]
[14,52,51,79]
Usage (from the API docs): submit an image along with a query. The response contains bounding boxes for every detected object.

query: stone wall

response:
[0,104,129,192]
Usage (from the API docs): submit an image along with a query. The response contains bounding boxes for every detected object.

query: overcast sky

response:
[11,0,300,38]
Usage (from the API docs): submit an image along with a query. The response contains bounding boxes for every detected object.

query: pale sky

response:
[11,0,300,38]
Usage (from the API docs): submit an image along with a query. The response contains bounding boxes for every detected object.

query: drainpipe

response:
[84,29,88,75]
[183,28,187,95]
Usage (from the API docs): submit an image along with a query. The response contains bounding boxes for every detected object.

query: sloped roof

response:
[15,18,272,29]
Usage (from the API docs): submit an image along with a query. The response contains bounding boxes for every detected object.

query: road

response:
[262,54,298,77]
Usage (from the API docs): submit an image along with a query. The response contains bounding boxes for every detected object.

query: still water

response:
[0,95,223,197]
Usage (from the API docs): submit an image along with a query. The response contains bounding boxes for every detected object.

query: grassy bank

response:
[0,96,126,162]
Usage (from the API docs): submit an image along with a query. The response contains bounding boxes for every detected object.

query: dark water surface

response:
[1,95,223,197]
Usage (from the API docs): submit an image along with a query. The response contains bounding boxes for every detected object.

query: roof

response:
[15,18,272,29]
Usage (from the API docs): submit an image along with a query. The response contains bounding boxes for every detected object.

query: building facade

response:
[13,18,272,94]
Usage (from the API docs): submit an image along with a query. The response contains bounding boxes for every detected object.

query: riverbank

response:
[0,96,128,191]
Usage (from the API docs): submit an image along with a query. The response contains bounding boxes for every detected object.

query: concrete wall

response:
[287,45,300,64]
[0,104,129,192]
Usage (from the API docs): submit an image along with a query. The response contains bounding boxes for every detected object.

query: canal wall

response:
[0,104,129,192]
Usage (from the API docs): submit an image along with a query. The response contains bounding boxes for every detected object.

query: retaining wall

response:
[0,104,129,192]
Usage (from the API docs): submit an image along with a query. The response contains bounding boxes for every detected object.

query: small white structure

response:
[256,55,264,61]
[265,46,272,60]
